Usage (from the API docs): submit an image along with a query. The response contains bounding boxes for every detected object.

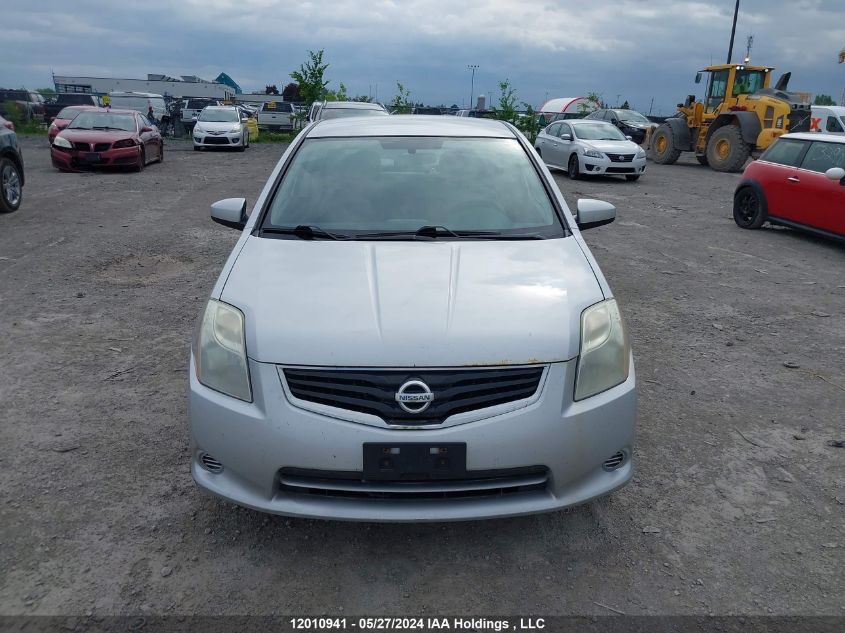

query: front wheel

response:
[157,142,164,163]
[733,187,767,229]
[0,157,23,213]
[136,148,145,172]
[651,124,682,164]
[568,154,581,180]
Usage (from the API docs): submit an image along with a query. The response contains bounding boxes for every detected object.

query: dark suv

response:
[585,109,656,144]
[0,89,46,123]
[0,114,24,213]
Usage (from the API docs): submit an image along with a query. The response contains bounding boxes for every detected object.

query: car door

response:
[754,138,810,221]
[792,140,845,235]
[536,123,562,166]
[558,123,576,164]
[136,113,157,159]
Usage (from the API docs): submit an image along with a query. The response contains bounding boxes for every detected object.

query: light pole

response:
[467,65,479,110]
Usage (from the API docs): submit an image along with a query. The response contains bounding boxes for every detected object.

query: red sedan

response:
[47,105,98,143]
[734,132,845,241]
[51,109,162,172]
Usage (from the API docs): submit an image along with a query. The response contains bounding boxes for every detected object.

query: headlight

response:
[582,148,604,159]
[53,136,72,149]
[636,147,646,158]
[574,299,630,401]
[193,126,203,133]
[230,124,242,133]
[112,138,136,149]
[195,299,252,402]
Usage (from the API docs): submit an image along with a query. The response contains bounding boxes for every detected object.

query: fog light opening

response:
[602,451,626,472]
[200,453,224,473]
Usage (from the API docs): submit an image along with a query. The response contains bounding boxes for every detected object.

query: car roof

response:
[782,132,845,143]
[569,119,613,125]
[308,115,515,138]
[322,101,385,109]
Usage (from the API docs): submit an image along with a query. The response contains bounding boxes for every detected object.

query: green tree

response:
[490,79,540,143]
[36,88,56,98]
[389,82,413,113]
[578,91,602,115]
[290,49,329,107]
[813,94,835,106]
[621,100,630,109]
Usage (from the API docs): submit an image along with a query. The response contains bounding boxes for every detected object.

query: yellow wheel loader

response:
[651,64,811,172]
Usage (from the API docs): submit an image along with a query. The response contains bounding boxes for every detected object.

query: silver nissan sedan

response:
[189,115,636,522]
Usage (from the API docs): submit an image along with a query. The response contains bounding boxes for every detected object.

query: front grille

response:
[278,466,549,500]
[203,137,230,144]
[73,142,90,151]
[94,143,111,152]
[607,153,634,163]
[283,366,544,425]
[606,167,636,173]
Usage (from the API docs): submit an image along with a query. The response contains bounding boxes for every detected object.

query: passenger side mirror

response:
[575,199,616,230]
[560,133,572,141]
[625,135,633,141]
[140,126,153,133]
[824,167,845,184]
[211,198,248,230]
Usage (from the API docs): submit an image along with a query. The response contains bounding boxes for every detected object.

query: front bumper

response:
[50,145,141,170]
[193,132,243,148]
[582,153,647,177]
[189,357,637,522]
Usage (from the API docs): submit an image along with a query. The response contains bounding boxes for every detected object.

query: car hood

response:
[194,121,240,132]
[619,121,655,129]
[582,139,642,153]
[58,128,135,142]
[221,237,604,367]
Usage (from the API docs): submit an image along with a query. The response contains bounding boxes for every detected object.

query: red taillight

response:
[2,121,13,131]
[112,138,136,149]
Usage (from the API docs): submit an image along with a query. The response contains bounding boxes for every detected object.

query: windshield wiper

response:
[354,227,546,240]
[92,126,128,131]
[260,225,351,240]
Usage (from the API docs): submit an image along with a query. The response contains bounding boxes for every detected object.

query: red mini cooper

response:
[734,133,845,241]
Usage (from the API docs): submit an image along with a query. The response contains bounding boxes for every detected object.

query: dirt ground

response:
[1,136,843,618]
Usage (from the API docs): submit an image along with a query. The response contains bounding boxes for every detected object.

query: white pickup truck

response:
[257,101,294,130]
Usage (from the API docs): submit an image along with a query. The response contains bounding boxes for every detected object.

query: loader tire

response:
[696,155,709,166]
[706,126,751,173]
[651,124,682,165]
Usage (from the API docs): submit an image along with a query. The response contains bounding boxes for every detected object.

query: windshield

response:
[571,122,627,141]
[732,70,767,96]
[617,110,649,123]
[320,108,387,120]
[263,137,562,238]
[56,107,87,120]
[68,112,136,131]
[198,108,239,122]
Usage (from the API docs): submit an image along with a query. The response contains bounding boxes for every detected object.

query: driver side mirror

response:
[140,126,153,133]
[560,133,572,141]
[825,167,845,184]
[211,198,248,230]
[575,199,616,230]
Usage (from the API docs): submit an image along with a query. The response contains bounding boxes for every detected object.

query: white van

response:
[108,92,167,120]
[811,105,845,135]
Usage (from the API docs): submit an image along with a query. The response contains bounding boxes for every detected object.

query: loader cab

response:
[697,65,773,114]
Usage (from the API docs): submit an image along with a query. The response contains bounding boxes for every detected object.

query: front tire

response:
[568,154,581,180]
[707,126,751,173]
[733,186,767,229]
[136,148,145,172]
[0,157,23,213]
[651,124,682,164]
[157,142,164,163]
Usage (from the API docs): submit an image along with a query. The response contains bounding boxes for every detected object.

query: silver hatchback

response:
[189,116,636,521]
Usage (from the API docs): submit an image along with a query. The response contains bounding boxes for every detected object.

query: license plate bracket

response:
[81,153,101,163]
[363,443,466,481]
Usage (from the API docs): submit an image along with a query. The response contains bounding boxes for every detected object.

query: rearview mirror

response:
[695,72,702,84]
[560,133,572,141]
[575,199,616,230]
[211,198,248,230]
[824,167,845,183]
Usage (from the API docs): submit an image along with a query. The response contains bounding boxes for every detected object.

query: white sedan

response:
[192,106,249,152]
[535,120,647,181]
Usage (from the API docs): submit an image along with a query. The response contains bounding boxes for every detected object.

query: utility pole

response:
[744,34,754,63]
[727,0,740,63]
[648,97,654,115]
[467,65,479,110]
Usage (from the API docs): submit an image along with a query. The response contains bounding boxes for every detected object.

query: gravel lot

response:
[1,135,843,618]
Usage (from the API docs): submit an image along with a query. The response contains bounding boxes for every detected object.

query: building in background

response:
[52,73,236,99]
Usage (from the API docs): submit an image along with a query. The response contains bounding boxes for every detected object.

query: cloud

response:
[1,0,842,111]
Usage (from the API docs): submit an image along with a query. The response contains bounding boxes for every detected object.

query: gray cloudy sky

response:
[2,0,843,112]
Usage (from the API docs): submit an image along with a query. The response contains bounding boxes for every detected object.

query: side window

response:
[760,139,808,167]
[546,123,561,136]
[800,142,845,173]
[560,123,572,138]
[706,69,729,112]
[826,116,844,134]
